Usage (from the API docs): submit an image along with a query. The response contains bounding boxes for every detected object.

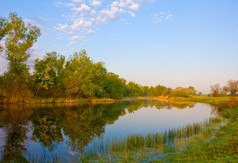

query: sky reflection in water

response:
[0,100,217,162]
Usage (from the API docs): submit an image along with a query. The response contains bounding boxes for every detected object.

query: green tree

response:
[154,85,166,96]
[33,51,65,97]
[0,13,40,102]
[0,17,10,52]
[105,72,126,98]
[64,50,107,98]
[126,82,144,96]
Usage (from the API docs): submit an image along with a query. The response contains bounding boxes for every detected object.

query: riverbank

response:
[1,95,237,106]
[0,97,117,105]
[77,97,238,162]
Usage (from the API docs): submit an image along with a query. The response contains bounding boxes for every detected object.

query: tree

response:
[222,86,229,95]
[0,13,41,102]
[0,17,10,52]
[154,85,166,96]
[105,72,126,98]
[187,86,197,95]
[64,50,107,98]
[163,88,172,96]
[126,82,144,96]
[226,80,238,96]
[210,84,222,97]
[33,51,65,97]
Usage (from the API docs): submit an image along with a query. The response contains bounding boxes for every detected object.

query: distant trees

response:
[210,80,238,97]
[166,86,197,97]
[105,73,126,99]
[226,80,238,96]
[210,84,222,97]
[125,82,144,97]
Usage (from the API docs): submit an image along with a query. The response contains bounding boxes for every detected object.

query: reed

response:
[80,116,222,163]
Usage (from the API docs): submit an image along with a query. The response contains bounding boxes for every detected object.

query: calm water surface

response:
[0,100,217,162]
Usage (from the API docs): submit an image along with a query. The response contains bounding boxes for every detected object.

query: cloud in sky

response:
[53,23,69,31]
[151,12,173,23]
[53,0,156,45]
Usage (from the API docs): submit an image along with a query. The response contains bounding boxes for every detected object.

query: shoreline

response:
[0,95,237,106]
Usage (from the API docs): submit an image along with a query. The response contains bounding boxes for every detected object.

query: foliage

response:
[210,83,222,97]
[105,72,126,98]
[33,51,65,97]
[210,80,238,97]
[165,86,197,97]
[0,12,40,102]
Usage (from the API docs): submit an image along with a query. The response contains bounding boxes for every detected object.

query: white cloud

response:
[119,0,133,8]
[111,1,119,7]
[94,16,107,24]
[67,41,78,46]
[72,0,84,3]
[38,17,48,21]
[166,14,173,20]
[53,0,156,45]
[91,0,101,6]
[71,35,81,40]
[128,11,135,17]
[151,12,173,23]
[73,4,91,12]
[81,28,96,34]
[53,23,69,32]
[65,3,76,7]
[71,17,92,30]
[23,18,34,24]
[129,2,140,10]
[101,7,126,20]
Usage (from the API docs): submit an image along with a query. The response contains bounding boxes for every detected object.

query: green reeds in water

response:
[81,116,222,162]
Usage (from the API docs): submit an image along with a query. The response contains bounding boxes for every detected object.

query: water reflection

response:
[0,100,216,162]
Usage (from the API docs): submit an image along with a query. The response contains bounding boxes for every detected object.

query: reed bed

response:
[79,117,222,162]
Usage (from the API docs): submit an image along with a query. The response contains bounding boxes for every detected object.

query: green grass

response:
[77,116,222,162]
[156,109,238,162]
[0,97,118,105]
[170,95,238,107]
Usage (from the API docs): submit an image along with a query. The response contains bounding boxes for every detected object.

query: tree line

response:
[210,80,238,97]
[0,13,197,103]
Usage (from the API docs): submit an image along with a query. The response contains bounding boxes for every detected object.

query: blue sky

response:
[0,0,238,93]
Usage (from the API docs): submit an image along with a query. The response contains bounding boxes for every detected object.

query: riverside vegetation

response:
[1,12,238,162]
[0,13,237,104]
[0,13,198,104]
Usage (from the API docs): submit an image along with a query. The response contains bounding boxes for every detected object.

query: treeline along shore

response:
[0,13,237,104]
[0,13,196,104]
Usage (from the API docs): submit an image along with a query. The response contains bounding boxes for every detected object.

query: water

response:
[0,100,217,162]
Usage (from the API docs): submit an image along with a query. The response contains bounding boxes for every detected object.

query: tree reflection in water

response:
[0,100,197,161]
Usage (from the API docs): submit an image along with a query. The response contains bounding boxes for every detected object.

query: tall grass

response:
[79,117,222,162]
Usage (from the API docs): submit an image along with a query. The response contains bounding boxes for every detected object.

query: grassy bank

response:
[168,95,238,106]
[0,97,116,105]
[156,108,238,162]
